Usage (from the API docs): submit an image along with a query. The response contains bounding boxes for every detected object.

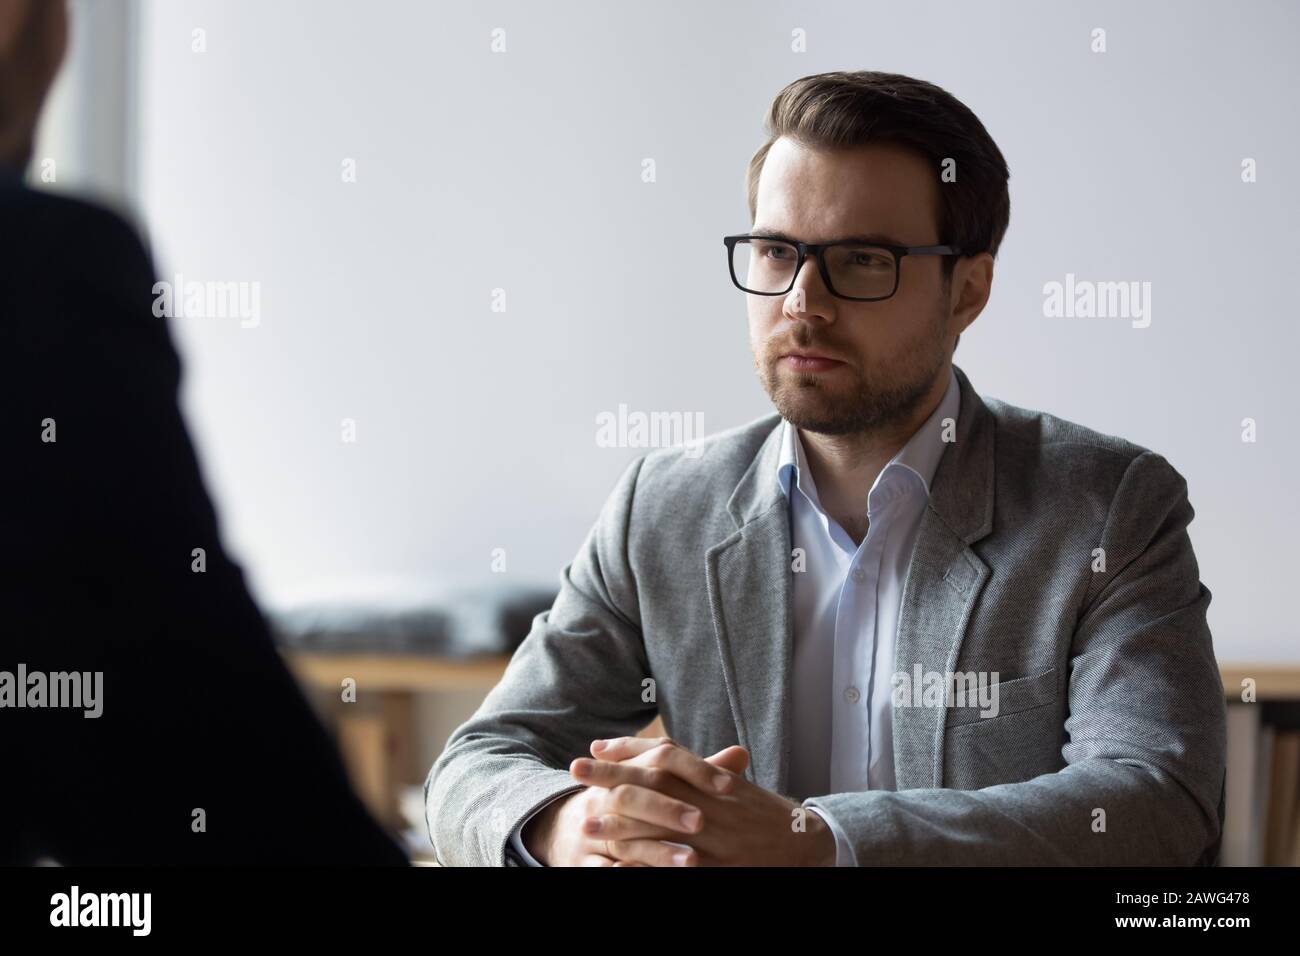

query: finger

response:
[636,742,738,794]
[704,745,750,775]
[580,854,616,867]
[577,754,728,806]
[587,781,703,834]
[642,743,743,796]
[581,811,691,842]
[603,838,697,867]
[596,737,749,780]
[578,744,735,796]
[590,735,674,760]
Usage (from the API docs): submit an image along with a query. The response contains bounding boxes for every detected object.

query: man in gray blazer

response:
[425,70,1226,866]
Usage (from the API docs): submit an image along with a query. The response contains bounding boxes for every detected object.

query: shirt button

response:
[844,686,860,703]
[851,567,866,583]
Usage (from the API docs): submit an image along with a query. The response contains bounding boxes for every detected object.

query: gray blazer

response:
[425,363,1227,866]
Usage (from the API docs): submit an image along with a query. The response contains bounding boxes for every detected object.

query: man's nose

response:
[783,255,834,323]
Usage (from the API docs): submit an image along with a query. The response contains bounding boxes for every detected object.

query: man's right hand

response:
[521,741,749,866]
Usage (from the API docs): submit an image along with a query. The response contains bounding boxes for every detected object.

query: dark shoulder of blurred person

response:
[0,174,408,865]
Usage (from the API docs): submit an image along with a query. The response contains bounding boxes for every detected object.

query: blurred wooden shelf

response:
[277,654,1300,751]
[1219,664,1300,701]
[280,650,663,833]
[284,651,512,692]
[282,653,1300,700]
[279,652,511,831]
[279,651,1300,841]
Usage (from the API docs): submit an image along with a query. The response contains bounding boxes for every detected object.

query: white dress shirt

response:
[787,364,961,864]
[510,365,960,865]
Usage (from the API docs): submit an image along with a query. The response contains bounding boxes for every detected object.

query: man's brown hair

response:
[745,71,1011,353]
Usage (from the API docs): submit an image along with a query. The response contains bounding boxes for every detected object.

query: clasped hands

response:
[523,735,836,867]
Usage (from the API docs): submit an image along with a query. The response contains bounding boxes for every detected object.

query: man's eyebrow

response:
[749,227,905,246]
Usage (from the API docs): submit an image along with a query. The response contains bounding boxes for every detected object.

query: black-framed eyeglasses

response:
[723,233,965,301]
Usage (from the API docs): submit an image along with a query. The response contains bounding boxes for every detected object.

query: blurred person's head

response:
[0,0,67,172]
[743,71,1008,436]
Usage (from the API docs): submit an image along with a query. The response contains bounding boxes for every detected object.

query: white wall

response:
[133,0,1300,661]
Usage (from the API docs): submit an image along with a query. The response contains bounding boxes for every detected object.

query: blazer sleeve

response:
[424,456,660,866]
[802,450,1227,865]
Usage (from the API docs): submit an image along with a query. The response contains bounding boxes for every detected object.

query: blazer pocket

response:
[943,666,1058,729]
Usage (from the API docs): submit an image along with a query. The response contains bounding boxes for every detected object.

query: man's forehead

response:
[754,137,938,242]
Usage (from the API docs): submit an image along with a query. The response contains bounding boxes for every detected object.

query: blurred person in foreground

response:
[0,0,405,865]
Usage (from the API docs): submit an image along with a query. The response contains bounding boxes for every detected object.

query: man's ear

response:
[950,251,994,333]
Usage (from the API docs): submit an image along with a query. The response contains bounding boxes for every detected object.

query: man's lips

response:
[779,351,845,372]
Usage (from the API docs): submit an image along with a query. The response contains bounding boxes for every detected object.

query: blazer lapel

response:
[704,418,793,796]
[891,363,997,789]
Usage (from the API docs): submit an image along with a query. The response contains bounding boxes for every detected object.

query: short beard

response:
[755,310,948,437]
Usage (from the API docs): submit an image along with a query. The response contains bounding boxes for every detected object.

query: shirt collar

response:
[777,363,961,510]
